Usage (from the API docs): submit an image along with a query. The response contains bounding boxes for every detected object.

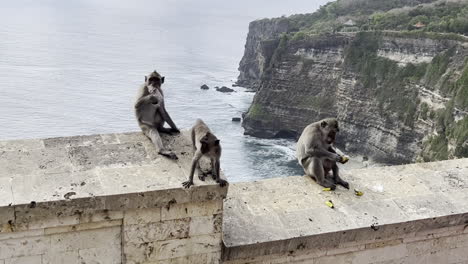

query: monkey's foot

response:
[159,150,178,160]
[337,180,350,189]
[319,180,336,190]
[182,181,194,188]
[217,179,228,187]
[159,128,176,134]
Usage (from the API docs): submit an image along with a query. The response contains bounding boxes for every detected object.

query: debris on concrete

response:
[64,192,77,199]
[354,189,364,196]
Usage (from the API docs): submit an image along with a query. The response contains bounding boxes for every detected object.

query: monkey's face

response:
[200,133,221,154]
[145,71,165,92]
[321,119,340,145]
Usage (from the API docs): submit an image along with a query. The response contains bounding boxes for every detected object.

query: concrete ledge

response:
[0,131,226,209]
[222,158,468,262]
[0,132,227,263]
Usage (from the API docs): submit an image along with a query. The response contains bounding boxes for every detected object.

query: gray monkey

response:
[135,70,179,160]
[182,119,227,188]
[296,118,349,190]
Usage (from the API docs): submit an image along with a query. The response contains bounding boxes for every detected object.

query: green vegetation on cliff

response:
[275,0,468,35]
[369,1,468,35]
[454,64,468,110]
[342,31,468,159]
[344,32,426,127]
[248,103,273,121]
[425,47,455,88]
[422,100,468,161]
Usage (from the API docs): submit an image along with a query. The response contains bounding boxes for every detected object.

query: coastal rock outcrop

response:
[240,31,468,164]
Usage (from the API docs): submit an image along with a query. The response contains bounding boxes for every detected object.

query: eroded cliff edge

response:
[239,27,468,164]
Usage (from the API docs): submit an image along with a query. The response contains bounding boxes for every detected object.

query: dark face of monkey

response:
[200,132,221,154]
[320,118,340,145]
[145,71,165,93]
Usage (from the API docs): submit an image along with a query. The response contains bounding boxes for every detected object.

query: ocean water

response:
[0,0,340,182]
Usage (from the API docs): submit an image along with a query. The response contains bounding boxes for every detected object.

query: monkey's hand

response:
[149,95,159,104]
[170,128,180,134]
[338,155,349,164]
[182,181,194,189]
[334,154,343,163]
[217,179,228,187]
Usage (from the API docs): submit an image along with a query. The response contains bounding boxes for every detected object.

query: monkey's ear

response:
[145,76,147,82]
[321,120,328,128]
[215,139,220,146]
[161,76,165,84]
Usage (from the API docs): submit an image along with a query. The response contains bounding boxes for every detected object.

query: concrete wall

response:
[1,133,467,264]
[223,221,468,263]
[223,158,468,264]
[0,195,224,264]
[0,132,227,264]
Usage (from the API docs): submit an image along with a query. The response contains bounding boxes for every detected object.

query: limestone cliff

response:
[236,18,291,89]
[239,30,468,164]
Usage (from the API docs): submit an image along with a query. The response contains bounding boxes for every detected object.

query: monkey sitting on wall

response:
[135,70,180,160]
[182,119,228,188]
[296,118,349,190]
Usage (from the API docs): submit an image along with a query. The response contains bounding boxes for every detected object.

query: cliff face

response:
[240,31,468,164]
[236,18,290,89]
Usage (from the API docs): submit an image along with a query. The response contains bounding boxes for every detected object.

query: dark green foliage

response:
[264,34,289,78]
[422,134,449,161]
[272,0,468,36]
[454,65,468,110]
[292,31,307,41]
[345,32,426,127]
[421,100,468,160]
[423,101,454,161]
[370,2,468,35]
[436,101,455,132]
[248,103,272,120]
[451,117,468,157]
[420,102,429,120]
[425,47,455,88]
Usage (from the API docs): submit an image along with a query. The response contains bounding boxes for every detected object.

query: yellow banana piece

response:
[325,200,335,208]
[322,188,332,191]
[354,189,364,196]
[341,156,350,164]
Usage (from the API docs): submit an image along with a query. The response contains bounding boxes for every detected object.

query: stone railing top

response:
[0,131,227,211]
[223,158,468,259]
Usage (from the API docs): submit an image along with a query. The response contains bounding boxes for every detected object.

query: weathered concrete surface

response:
[0,131,227,264]
[0,131,226,210]
[223,158,468,262]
